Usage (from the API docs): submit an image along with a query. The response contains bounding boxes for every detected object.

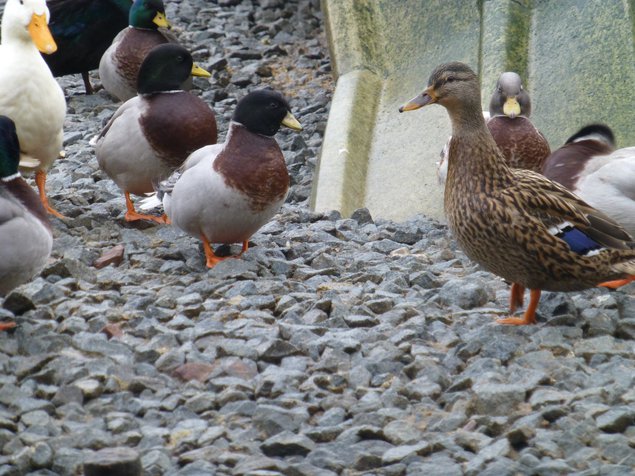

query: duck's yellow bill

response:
[191,63,211,78]
[503,97,521,118]
[28,13,57,54]
[281,112,303,131]
[153,12,171,29]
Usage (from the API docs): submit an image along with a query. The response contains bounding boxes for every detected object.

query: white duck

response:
[148,90,302,267]
[0,0,67,218]
[543,124,635,238]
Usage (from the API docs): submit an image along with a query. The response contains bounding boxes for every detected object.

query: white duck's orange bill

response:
[28,13,57,54]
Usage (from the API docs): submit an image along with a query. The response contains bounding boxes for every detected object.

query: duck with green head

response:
[44,0,132,94]
[99,0,204,101]
[0,116,53,327]
[95,43,217,223]
[400,62,635,325]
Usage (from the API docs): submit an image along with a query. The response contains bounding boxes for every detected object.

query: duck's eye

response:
[445,76,456,83]
[268,101,280,110]
[176,55,184,63]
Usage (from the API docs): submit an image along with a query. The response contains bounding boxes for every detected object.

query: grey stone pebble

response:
[0,0,632,474]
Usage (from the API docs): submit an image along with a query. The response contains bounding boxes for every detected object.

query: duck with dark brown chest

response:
[0,116,53,329]
[154,89,303,268]
[543,124,635,238]
[98,0,202,101]
[94,43,216,223]
[400,62,635,325]
[486,71,550,172]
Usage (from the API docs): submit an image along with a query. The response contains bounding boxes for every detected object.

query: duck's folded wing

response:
[498,170,633,252]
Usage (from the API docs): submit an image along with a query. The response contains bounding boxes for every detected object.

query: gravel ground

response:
[2,0,635,475]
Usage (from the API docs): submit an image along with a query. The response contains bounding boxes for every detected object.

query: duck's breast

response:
[169,155,286,244]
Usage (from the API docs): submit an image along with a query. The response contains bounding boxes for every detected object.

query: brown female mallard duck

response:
[399,62,635,325]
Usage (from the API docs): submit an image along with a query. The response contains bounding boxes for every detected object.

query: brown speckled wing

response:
[488,116,550,172]
[140,92,218,168]
[213,126,289,212]
[502,170,632,248]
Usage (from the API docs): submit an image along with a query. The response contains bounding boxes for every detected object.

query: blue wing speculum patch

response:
[549,221,604,256]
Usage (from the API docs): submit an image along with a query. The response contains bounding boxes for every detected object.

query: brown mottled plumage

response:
[400,62,635,325]
[486,71,550,172]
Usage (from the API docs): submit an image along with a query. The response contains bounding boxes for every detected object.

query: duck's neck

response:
[445,101,512,190]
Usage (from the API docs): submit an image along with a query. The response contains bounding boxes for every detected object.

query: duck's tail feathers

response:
[19,154,41,169]
[139,193,162,211]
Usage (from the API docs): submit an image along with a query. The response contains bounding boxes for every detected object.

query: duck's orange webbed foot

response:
[497,289,541,325]
[124,192,167,224]
[35,170,66,219]
[597,276,635,290]
[201,236,230,268]
[0,322,17,332]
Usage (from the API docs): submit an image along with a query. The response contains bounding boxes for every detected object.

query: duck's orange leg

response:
[124,192,167,224]
[497,289,541,325]
[597,276,634,290]
[201,236,229,268]
[239,241,249,255]
[509,283,525,314]
[0,322,16,332]
[35,170,65,219]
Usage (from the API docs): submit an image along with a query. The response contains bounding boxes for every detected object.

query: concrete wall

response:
[311,0,635,221]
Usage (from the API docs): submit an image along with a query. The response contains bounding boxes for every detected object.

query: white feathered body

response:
[165,143,287,244]
[0,0,66,171]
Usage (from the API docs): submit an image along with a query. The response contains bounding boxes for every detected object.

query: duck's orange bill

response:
[28,13,57,54]
[399,87,436,112]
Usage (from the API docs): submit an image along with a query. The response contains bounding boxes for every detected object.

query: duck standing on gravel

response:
[146,89,303,268]
[0,0,67,218]
[43,0,132,94]
[99,0,178,101]
[437,71,549,183]
[94,43,216,224]
[0,116,53,324]
[399,62,635,325]
[543,124,635,238]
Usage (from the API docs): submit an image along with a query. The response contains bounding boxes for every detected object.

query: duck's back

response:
[45,0,131,76]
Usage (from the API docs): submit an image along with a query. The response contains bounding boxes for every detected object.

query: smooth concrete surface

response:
[311,0,635,222]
